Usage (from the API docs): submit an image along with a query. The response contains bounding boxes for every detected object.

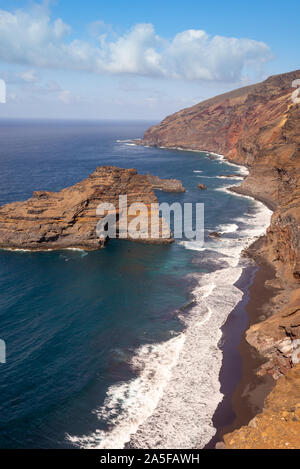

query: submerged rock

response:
[209,232,221,239]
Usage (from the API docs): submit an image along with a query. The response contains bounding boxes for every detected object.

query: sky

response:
[0,0,299,120]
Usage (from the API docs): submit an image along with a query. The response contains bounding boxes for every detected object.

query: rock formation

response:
[209,232,221,239]
[138,69,300,448]
[197,183,207,190]
[0,166,176,250]
[224,364,300,449]
[146,174,185,192]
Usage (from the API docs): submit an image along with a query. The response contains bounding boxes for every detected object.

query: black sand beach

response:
[205,260,276,448]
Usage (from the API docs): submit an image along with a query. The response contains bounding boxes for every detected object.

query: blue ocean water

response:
[0,120,267,449]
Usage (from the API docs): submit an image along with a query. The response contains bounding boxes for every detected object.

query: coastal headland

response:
[0,166,186,251]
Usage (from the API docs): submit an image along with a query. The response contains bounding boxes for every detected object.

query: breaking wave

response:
[67,335,185,449]
[67,155,272,449]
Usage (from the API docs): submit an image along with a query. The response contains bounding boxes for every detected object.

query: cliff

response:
[224,364,300,449]
[138,69,300,448]
[0,166,180,251]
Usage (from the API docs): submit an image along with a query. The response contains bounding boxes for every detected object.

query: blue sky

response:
[0,0,299,119]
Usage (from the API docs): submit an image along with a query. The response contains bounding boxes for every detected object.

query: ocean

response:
[0,120,272,449]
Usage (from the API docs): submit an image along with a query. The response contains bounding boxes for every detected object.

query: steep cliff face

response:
[224,364,300,449]
[139,70,300,447]
[0,166,175,250]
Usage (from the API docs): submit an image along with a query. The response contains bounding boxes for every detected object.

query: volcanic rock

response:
[224,364,300,449]
[0,166,173,251]
[209,232,221,239]
[146,174,185,192]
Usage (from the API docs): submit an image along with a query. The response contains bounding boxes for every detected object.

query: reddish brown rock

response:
[209,231,221,239]
[197,183,207,190]
[0,166,173,251]
[146,174,185,192]
[224,365,300,449]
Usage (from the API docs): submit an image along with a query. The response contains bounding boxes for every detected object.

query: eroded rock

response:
[224,365,300,449]
[0,166,173,251]
[146,174,185,192]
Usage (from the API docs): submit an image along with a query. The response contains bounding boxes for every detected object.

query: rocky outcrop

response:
[197,184,207,190]
[0,166,173,251]
[209,232,221,239]
[139,69,300,448]
[146,174,185,192]
[224,364,300,449]
[242,283,300,380]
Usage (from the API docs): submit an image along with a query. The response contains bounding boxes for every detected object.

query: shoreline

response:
[4,140,278,448]
[103,142,272,448]
[135,142,277,448]
[66,145,268,449]
[226,259,277,432]
[184,147,279,446]
[133,70,300,448]
[203,200,276,447]
[205,260,277,448]
[230,186,277,213]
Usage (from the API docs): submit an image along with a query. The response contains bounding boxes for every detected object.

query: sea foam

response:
[124,189,271,449]
[67,154,272,449]
[67,335,185,449]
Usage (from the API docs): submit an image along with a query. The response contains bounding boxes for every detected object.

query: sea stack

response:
[146,174,185,192]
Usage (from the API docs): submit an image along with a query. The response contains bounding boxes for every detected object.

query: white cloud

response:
[0,5,273,83]
[58,89,81,105]
[99,23,164,76]
[53,18,71,39]
[0,69,40,85]
[18,70,40,83]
